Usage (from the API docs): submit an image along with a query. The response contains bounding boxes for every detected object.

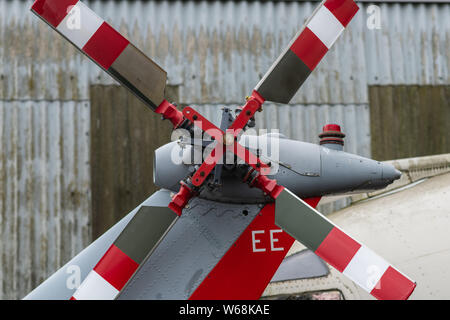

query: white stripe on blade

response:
[72,271,119,300]
[307,5,345,49]
[56,1,104,49]
[343,246,390,293]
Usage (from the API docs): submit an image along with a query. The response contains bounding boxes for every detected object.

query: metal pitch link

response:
[229,91,265,133]
[155,100,186,129]
[241,166,284,199]
[168,180,198,216]
[252,174,284,199]
[181,91,267,188]
[234,107,256,130]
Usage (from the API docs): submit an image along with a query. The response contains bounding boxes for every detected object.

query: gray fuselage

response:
[154,134,401,204]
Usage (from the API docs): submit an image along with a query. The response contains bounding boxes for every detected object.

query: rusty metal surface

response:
[370,85,450,161]
[89,84,173,240]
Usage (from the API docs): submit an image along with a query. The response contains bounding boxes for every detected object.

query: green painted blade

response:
[275,188,334,252]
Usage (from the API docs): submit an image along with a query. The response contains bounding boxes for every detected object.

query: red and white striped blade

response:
[71,206,178,300]
[31,0,167,111]
[255,0,359,104]
[275,188,417,300]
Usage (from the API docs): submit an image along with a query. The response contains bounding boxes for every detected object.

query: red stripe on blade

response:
[31,0,79,27]
[82,22,129,70]
[315,227,361,272]
[371,267,416,300]
[324,0,359,27]
[290,27,328,71]
[93,244,139,291]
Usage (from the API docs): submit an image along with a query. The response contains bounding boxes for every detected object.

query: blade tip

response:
[403,282,417,300]
[324,0,360,27]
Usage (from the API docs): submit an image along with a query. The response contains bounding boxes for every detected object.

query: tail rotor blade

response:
[31,0,167,110]
[71,206,178,300]
[275,188,416,300]
[254,0,359,104]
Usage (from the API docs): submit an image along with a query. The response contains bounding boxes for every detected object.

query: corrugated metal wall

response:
[0,100,91,299]
[0,0,449,299]
[2,0,448,147]
[2,1,448,102]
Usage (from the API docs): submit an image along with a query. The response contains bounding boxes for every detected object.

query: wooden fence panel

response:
[90,85,175,239]
[370,85,450,161]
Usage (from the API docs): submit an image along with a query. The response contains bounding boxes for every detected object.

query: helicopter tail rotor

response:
[254,0,359,104]
[30,0,417,301]
[31,0,184,128]
[70,206,178,300]
[274,188,417,300]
